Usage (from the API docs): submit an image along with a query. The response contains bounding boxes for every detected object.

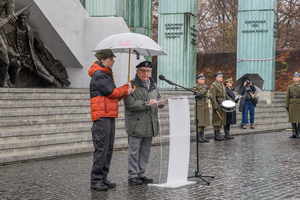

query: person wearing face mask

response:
[124,61,162,185]
[285,72,300,138]
[89,49,134,191]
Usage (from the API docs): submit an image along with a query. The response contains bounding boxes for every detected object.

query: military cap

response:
[293,72,300,77]
[214,71,223,77]
[197,73,205,80]
[94,49,116,60]
[224,77,233,83]
[136,61,153,68]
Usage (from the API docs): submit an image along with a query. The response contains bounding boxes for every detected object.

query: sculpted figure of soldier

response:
[6,10,70,87]
[0,0,17,87]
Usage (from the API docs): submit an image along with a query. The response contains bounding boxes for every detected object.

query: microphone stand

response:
[162,79,214,185]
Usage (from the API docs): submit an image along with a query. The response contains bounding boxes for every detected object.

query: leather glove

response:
[235,98,239,103]
[286,107,289,112]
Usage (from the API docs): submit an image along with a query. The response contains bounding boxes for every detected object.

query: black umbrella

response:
[233,73,264,94]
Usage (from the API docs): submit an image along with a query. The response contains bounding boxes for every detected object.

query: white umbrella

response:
[93,32,167,56]
[93,32,167,83]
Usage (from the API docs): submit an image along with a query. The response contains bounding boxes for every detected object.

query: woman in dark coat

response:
[240,77,256,129]
[224,77,237,139]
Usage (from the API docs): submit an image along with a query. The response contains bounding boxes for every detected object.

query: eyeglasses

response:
[138,69,151,73]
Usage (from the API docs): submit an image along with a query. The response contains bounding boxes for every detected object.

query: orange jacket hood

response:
[89,61,111,77]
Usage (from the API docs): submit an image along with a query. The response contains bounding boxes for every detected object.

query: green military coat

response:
[210,81,231,126]
[285,82,300,123]
[193,83,210,126]
[124,76,162,137]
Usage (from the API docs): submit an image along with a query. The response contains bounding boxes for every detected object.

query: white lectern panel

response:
[150,96,196,188]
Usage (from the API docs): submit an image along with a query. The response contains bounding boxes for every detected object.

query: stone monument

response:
[157,0,198,90]
[237,0,277,91]
[0,1,70,88]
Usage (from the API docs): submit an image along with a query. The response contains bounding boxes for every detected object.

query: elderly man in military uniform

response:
[193,73,210,142]
[210,71,231,141]
[285,72,300,138]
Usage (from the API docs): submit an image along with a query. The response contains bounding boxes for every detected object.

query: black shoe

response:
[91,182,108,191]
[103,179,116,188]
[139,176,153,183]
[128,177,142,185]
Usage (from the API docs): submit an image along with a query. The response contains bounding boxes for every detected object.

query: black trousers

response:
[91,117,115,184]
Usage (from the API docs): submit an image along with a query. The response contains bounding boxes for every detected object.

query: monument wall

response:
[236,0,277,91]
[13,0,141,88]
[197,50,300,92]
[157,0,198,90]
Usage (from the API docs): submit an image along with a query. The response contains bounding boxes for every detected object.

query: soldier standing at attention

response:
[193,73,210,142]
[285,72,300,138]
[210,71,231,141]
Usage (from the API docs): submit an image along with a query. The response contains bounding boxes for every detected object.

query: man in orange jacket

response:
[89,49,133,191]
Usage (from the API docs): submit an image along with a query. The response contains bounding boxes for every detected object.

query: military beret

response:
[197,73,205,80]
[293,72,300,77]
[94,49,116,60]
[215,71,223,77]
[136,61,152,68]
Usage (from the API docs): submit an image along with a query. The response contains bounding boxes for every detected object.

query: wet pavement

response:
[1,130,300,200]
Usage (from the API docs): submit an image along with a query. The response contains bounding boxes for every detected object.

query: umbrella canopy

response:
[93,32,167,57]
[233,73,264,94]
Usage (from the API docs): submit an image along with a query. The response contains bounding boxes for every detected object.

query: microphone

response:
[159,75,175,85]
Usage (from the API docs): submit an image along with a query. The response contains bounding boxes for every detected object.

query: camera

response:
[246,81,250,84]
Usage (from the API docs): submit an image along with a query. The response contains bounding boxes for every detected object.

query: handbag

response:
[247,91,258,105]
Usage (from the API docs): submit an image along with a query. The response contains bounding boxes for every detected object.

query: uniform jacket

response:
[124,75,162,137]
[285,82,300,123]
[225,86,236,125]
[89,61,128,121]
[210,81,231,126]
[193,83,210,126]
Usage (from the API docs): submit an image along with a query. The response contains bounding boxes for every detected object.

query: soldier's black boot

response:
[197,132,205,143]
[200,132,209,142]
[224,126,234,139]
[218,129,226,140]
[214,130,223,141]
[290,123,297,138]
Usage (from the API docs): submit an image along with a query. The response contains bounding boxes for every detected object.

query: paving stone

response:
[1,130,300,199]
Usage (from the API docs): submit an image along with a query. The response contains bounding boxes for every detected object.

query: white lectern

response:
[150,96,196,188]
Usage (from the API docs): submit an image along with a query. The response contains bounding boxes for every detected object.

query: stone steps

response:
[0,88,289,164]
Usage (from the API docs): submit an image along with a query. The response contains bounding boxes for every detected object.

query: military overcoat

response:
[193,83,210,126]
[124,75,162,137]
[210,81,231,126]
[285,82,300,123]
